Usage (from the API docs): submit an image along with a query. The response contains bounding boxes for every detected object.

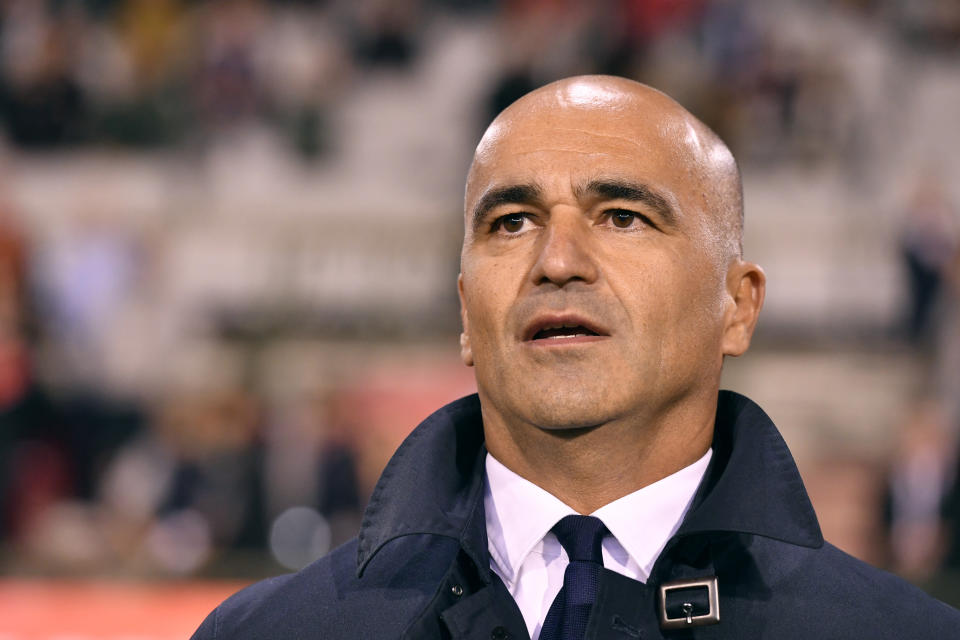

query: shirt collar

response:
[593,448,712,579]
[484,453,575,585]
[485,448,712,584]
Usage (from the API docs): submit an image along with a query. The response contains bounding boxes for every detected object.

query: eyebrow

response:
[469,178,678,232]
[471,183,543,231]
[577,179,678,228]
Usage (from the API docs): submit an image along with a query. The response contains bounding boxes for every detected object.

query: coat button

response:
[490,626,510,640]
[450,584,463,597]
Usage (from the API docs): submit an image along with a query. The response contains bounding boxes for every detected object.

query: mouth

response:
[523,314,609,344]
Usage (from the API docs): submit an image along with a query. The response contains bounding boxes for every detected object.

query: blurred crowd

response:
[888,172,960,585]
[2,0,958,162]
[0,0,959,598]
[0,0,386,156]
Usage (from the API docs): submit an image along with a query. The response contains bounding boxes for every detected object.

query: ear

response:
[457,273,474,367]
[721,260,766,357]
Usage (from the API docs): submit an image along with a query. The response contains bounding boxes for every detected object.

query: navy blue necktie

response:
[539,515,608,640]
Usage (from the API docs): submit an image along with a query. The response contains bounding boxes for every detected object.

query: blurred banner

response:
[0,578,247,639]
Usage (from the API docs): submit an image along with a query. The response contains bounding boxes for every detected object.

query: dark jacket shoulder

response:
[721,535,960,638]
[193,534,464,639]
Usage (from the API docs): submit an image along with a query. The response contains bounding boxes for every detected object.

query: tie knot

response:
[551,515,607,564]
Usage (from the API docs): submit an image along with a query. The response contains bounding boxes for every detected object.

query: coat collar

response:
[356,394,489,578]
[678,391,822,547]
[355,390,822,578]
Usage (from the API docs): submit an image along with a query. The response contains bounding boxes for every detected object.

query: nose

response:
[529,213,599,287]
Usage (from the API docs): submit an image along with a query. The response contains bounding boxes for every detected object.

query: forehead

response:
[467,95,710,213]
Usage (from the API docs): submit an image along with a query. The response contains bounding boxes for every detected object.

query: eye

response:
[494,213,528,234]
[606,209,652,230]
[611,210,638,228]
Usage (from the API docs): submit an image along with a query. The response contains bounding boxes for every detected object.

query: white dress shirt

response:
[484,449,712,640]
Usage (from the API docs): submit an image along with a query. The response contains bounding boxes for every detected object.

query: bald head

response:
[465,75,743,262]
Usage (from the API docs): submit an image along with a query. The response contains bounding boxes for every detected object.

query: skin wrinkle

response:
[515,129,654,144]
[478,130,672,157]
[467,134,716,241]
[509,149,637,157]
[458,75,764,514]
[472,178,680,235]
[472,184,544,231]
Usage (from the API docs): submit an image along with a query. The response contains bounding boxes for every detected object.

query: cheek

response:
[462,266,512,344]
[668,262,728,355]
[616,252,724,346]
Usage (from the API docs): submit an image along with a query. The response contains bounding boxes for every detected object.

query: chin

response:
[514,383,624,430]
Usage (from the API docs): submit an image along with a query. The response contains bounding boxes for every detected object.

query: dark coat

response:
[192,391,960,639]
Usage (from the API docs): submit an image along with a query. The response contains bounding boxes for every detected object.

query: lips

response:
[522,314,609,342]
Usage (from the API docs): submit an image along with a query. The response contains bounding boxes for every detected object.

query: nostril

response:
[534,273,589,288]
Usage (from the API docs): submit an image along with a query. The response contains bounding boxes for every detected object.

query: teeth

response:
[530,321,601,341]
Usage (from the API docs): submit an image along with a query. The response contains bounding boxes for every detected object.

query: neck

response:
[481,394,716,514]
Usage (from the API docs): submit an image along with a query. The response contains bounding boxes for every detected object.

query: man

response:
[192,76,960,639]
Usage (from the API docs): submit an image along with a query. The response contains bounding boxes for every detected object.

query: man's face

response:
[459,82,737,431]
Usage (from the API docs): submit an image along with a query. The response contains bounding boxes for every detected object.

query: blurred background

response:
[0,0,958,636]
